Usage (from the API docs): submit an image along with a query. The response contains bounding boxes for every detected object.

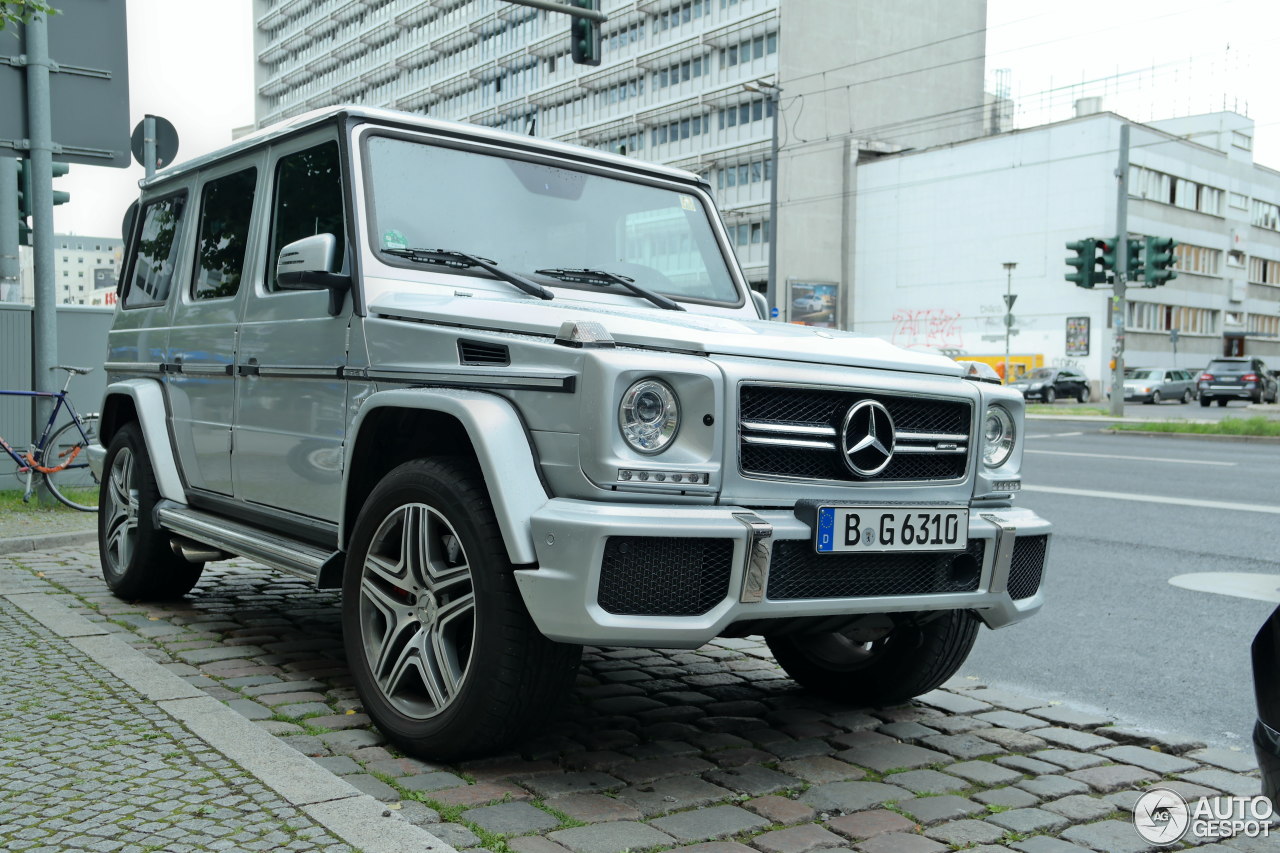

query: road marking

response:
[1168,572,1280,604]
[1022,484,1280,514]
[1025,449,1235,466]
[1027,432,1083,439]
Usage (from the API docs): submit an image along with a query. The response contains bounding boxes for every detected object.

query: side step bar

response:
[156,501,338,584]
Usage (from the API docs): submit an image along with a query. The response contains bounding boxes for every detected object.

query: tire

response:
[1181,390,1192,404]
[767,611,979,706]
[342,457,581,761]
[43,414,100,511]
[99,423,204,599]
[1218,398,1229,407]
[1200,396,1211,408]
[1044,388,1056,404]
[1077,388,1089,404]
[1149,391,1161,405]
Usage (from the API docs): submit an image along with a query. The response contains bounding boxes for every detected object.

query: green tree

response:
[0,2,58,33]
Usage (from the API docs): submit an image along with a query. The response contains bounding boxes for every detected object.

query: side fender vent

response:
[457,339,510,366]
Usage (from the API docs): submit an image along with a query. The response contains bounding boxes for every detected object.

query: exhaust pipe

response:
[169,536,228,564]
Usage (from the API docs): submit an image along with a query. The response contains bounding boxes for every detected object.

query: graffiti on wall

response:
[892,308,964,351]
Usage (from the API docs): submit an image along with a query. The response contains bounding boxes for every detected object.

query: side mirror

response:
[276,234,351,316]
[750,290,769,320]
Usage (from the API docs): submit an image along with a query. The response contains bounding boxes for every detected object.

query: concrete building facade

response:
[252,0,990,310]
[850,110,1280,393]
[7,235,124,307]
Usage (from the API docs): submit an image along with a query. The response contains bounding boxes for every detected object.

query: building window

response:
[1248,313,1280,338]
[653,56,707,90]
[1230,192,1249,210]
[1173,244,1220,277]
[1249,256,1280,285]
[718,97,774,130]
[1130,166,1222,215]
[1227,249,1245,267]
[1252,199,1280,231]
[721,32,777,68]
[1127,301,1216,335]
[1232,131,1253,151]
[716,156,771,189]
[650,113,709,146]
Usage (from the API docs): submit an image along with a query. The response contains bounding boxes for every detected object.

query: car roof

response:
[139,104,706,191]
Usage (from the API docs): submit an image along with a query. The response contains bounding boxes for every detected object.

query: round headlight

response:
[982,405,1015,468]
[619,379,680,454]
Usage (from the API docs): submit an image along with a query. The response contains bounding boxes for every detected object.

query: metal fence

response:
[1,304,113,490]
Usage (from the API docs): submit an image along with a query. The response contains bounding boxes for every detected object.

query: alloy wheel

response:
[103,448,139,573]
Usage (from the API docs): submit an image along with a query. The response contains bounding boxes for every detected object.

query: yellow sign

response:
[959,354,1044,381]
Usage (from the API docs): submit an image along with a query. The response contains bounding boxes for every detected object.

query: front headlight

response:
[982,405,1015,468]
[1028,382,1044,391]
[619,379,680,454]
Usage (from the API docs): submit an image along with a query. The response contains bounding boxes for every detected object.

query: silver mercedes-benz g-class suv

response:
[90,106,1050,760]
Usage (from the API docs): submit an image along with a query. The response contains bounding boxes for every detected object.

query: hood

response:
[369,289,962,377]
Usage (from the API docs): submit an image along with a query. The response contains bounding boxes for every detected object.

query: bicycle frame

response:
[0,379,92,476]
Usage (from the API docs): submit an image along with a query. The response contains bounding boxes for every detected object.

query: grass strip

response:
[1110,416,1280,436]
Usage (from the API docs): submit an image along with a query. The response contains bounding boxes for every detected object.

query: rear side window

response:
[123,194,187,308]
[193,167,257,300]
[266,141,344,292]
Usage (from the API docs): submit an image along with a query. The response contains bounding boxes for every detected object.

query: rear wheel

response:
[1200,396,1211,407]
[342,458,581,761]
[768,611,979,706]
[42,414,100,511]
[99,424,204,599]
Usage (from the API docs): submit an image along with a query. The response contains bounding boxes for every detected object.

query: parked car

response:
[1122,367,1197,404]
[1252,604,1279,803]
[1008,367,1090,403]
[88,105,1050,761]
[1197,357,1278,406]
[792,294,825,313]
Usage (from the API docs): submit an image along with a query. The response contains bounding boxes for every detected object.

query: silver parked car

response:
[89,106,1051,760]
[1122,367,1197,404]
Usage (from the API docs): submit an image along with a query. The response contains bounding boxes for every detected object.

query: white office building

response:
[850,108,1280,392]
[10,235,124,306]
[253,0,991,304]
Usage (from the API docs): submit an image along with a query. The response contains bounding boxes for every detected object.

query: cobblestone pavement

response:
[2,546,1272,853]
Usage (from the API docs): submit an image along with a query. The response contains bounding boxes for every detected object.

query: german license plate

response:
[815,506,968,553]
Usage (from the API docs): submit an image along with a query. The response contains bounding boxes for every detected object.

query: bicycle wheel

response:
[42,414,100,512]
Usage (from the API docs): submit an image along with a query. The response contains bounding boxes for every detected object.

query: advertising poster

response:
[789,280,839,327]
[1066,316,1090,356]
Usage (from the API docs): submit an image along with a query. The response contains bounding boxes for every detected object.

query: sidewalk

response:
[0,519,1270,853]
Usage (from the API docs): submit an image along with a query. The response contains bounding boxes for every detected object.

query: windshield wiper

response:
[382,248,554,300]
[534,267,684,311]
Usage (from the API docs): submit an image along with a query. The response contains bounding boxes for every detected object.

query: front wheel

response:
[1044,388,1056,404]
[768,611,979,706]
[99,424,204,599]
[1150,391,1162,405]
[342,458,581,761]
[43,414,100,511]
[1182,390,1192,404]
[1077,388,1089,404]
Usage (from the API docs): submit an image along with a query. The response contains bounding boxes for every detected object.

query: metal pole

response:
[24,12,58,503]
[143,114,157,179]
[1002,262,1016,382]
[499,0,607,22]
[0,159,17,304]
[1110,124,1129,417]
[765,86,780,318]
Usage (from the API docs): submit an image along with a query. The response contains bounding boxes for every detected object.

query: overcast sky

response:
[50,0,1280,238]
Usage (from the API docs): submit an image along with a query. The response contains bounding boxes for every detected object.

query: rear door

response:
[231,132,352,522]
[166,159,262,495]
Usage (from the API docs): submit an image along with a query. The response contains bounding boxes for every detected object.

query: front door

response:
[232,133,351,521]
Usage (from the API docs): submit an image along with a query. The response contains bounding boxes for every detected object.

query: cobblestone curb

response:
[1,545,1270,853]
[0,527,97,556]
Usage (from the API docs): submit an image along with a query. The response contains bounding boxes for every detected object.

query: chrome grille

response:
[739,384,972,482]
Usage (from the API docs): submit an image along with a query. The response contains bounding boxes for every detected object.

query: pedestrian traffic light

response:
[1065,238,1099,288]
[1126,238,1144,282]
[569,0,601,66]
[1145,236,1178,286]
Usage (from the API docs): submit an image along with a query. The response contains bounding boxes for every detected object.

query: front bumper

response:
[514,499,1051,647]
[87,443,107,478]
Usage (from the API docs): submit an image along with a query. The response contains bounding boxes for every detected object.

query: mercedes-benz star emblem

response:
[840,400,896,477]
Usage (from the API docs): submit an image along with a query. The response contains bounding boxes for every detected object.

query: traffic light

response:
[51,162,70,207]
[569,0,601,66]
[1065,238,1099,288]
[1126,238,1144,282]
[1098,237,1118,273]
[1145,236,1178,286]
[14,160,70,245]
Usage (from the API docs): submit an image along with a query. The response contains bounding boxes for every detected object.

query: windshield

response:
[1025,368,1055,380]
[363,134,739,304]
[1127,369,1156,379]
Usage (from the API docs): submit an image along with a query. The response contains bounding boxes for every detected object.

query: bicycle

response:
[1,365,100,512]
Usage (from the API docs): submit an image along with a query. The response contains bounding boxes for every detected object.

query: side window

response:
[266,140,344,292]
[123,194,187,308]
[193,167,257,300]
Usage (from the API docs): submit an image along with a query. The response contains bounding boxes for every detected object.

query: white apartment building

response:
[11,235,124,306]
[851,109,1280,391]
[253,0,990,305]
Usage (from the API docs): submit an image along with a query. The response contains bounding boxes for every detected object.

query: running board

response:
[155,501,338,584]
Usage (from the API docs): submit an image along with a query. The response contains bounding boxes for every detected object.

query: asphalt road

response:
[960,419,1280,749]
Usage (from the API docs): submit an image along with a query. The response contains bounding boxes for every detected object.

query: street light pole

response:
[744,79,781,317]
[1002,261,1017,382]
